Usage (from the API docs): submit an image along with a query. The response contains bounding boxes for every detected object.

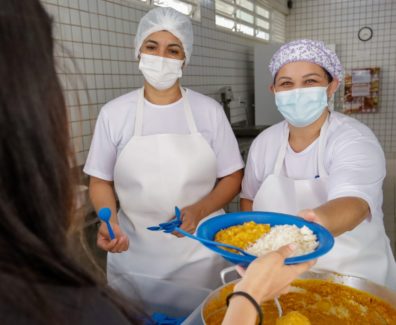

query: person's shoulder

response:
[186,88,222,111]
[328,111,379,140]
[252,121,286,148]
[100,89,139,117]
[327,112,384,161]
[248,121,286,161]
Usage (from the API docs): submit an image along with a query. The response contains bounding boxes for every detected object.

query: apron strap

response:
[273,125,289,175]
[274,115,330,177]
[134,87,145,136]
[317,116,329,177]
[180,87,198,134]
[134,87,198,136]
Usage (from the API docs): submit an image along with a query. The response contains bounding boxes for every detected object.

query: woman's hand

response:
[297,209,322,224]
[233,245,315,304]
[171,204,205,237]
[170,170,243,238]
[97,222,129,253]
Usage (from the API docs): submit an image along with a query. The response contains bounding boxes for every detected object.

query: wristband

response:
[226,291,263,325]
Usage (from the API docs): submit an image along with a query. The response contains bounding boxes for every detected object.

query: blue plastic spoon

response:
[98,207,115,240]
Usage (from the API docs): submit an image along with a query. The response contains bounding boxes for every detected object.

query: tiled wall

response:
[286,0,396,157]
[41,0,259,166]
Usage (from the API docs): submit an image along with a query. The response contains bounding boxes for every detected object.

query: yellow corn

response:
[214,221,270,251]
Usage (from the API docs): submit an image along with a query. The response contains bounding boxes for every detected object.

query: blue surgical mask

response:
[274,86,329,127]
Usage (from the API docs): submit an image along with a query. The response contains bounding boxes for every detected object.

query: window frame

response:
[215,0,276,42]
[133,0,201,21]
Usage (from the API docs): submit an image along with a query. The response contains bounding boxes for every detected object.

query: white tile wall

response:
[286,0,396,254]
[41,0,258,165]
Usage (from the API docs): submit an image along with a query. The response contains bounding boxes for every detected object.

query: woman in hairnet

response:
[84,7,244,290]
[241,39,396,290]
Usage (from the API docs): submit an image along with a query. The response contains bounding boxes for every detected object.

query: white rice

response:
[246,225,318,257]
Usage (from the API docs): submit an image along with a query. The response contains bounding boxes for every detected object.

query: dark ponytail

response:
[0,1,143,323]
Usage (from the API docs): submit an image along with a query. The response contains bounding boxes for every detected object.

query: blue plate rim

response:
[196,211,334,265]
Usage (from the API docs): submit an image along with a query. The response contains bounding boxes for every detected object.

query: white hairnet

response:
[134,7,194,64]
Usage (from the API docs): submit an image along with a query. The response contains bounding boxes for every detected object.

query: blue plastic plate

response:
[196,211,334,266]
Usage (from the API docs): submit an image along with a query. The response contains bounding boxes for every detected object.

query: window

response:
[137,0,200,20]
[215,0,285,42]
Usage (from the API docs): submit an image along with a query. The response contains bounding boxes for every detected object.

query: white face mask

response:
[139,53,184,90]
[274,86,329,127]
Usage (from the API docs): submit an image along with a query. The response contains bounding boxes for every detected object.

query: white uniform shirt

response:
[241,111,386,220]
[84,88,244,181]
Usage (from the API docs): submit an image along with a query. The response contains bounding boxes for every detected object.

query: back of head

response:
[134,6,194,64]
[0,2,145,324]
[0,0,94,321]
[0,1,74,268]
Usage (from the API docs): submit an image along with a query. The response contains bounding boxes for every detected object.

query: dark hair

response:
[322,67,333,83]
[0,1,142,323]
[273,66,334,84]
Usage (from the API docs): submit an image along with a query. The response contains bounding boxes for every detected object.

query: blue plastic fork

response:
[147,207,256,258]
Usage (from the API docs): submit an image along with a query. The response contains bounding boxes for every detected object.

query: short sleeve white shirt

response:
[241,112,386,220]
[84,88,244,181]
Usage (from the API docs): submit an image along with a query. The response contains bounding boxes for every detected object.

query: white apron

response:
[108,87,227,290]
[253,118,396,290]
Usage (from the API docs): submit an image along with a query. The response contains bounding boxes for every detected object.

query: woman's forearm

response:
[195,169,243,218]
[240,198,253,211]
[89,176,118,223]
[175,169,243,235]
[240,195,368,237]
[314,197,369,236]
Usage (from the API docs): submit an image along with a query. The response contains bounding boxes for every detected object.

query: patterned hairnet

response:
[134,7,193,64]
[269,39,343,81]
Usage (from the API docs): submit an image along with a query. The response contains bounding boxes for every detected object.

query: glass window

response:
[236,23,254,36]
[236,0,253,11]
[256,5,270,19]
[215,0,284,42]
[236,9,254,24]
[256,29,269,40]
[153,0,193,16]
[256,17,269,30]
[135,0,200,20]
[215,0,235,17]
[215,15,235,30]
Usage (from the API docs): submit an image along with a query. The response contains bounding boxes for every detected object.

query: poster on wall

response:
[342,67,380,113]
